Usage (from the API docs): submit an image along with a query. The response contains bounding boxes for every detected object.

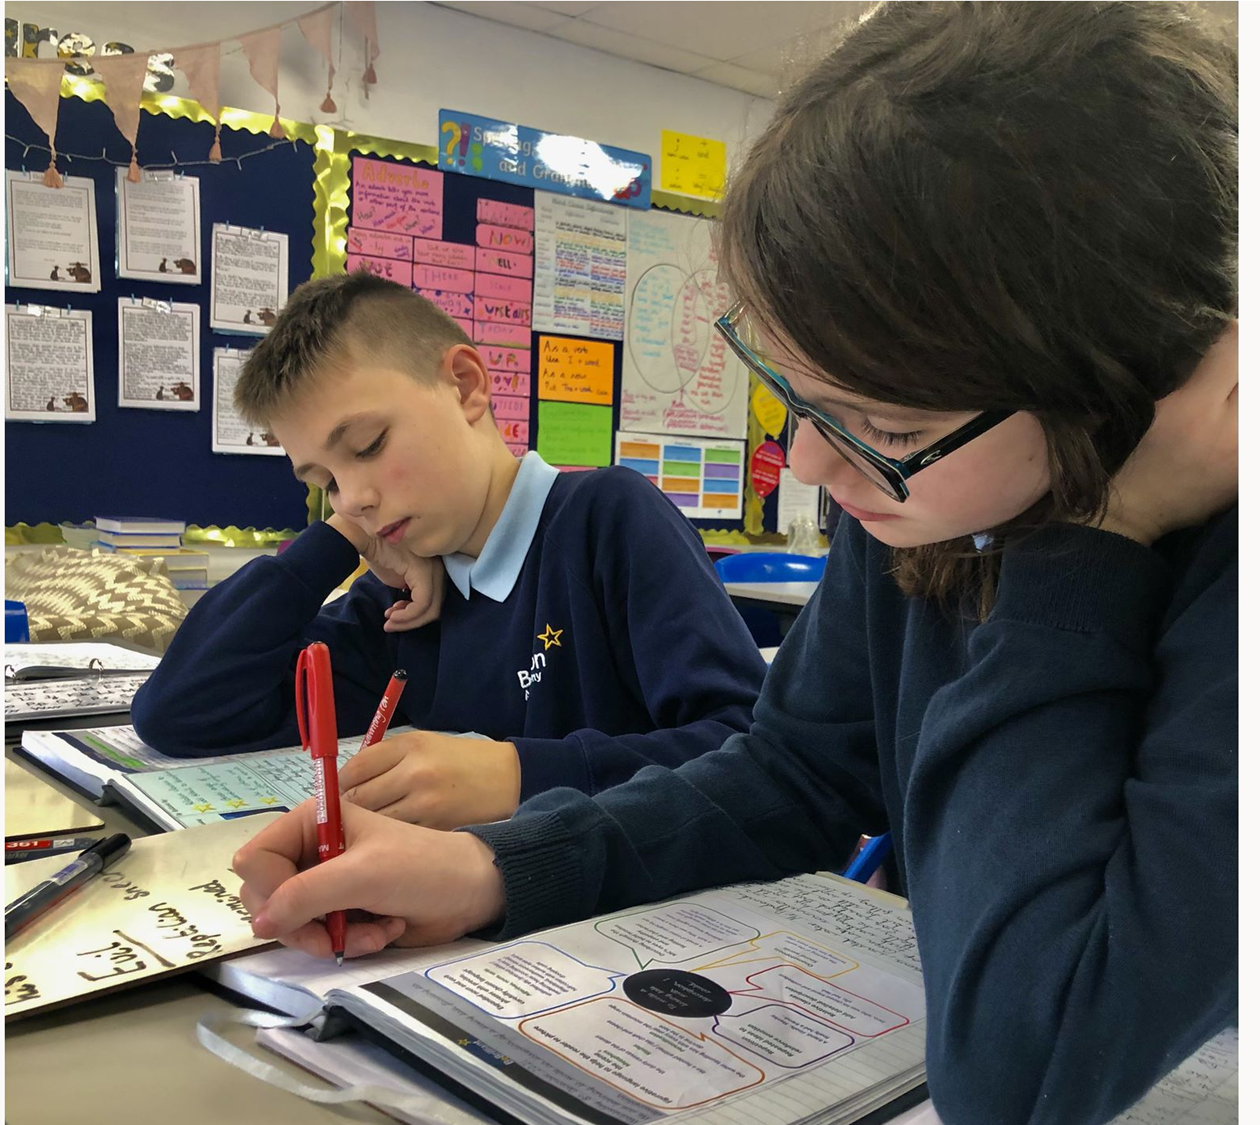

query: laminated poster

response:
[211,347,282,455]
[209,224,289,335]
[4,171,101,293]
[533,193,626,341]
[537,402,613,468]
[4,305,94,423]
[116,170,201,284]
[615,431,744,520]
[117,298,200,411]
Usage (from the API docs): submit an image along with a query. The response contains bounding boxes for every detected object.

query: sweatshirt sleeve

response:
[131,522,405,756]
[508,471,768,800]
[467,517,883,927]
[901,520,1238,1125]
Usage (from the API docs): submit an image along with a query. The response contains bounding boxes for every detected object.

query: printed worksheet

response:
[4,305,95,422]
[117,298,200,410]
[116,169,201,284]
[4,171,101,292]
[209,224,288,334]
[369,874,926,1122]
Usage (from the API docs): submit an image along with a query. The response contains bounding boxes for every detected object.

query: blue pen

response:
[844,833,893,884]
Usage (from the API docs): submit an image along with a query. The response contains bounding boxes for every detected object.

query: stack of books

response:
[93,517,209,591]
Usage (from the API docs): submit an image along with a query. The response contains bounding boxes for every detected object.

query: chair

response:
[714,552,825,646]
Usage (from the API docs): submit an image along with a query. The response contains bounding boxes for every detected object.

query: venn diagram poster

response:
[621,209,749,441]
[367,873,925,1119]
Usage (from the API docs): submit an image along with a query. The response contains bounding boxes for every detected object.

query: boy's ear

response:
[444,344,493,424]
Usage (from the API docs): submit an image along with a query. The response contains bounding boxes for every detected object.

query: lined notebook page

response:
[676,1023,924,1125]
[1109,1028,1238,1125]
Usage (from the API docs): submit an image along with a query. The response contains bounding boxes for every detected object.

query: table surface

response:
[3,741,396,1125]
[723,580,819,606]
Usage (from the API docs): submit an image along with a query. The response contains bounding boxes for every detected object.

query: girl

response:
[235,4,1238,1122]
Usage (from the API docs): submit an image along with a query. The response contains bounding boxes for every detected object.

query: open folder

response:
[206,872,930,1125]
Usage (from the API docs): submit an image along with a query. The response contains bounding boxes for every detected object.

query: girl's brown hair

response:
[720,1,1237,614]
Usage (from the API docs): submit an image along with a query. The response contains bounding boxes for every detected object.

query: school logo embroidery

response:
[518,623,564,699]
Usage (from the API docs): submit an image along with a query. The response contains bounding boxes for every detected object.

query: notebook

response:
[5,813,281,1020]
[5,672,152,723]
[206,872,930,1125]
[19,724,382,831]
[4,641,161,680]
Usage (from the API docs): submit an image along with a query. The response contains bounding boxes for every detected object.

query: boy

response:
[131,274,766,830]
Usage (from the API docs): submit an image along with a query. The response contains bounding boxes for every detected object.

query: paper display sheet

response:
[212,347,281,454]
[622,210,748,439]
[4,171,101,292]
[4,306,95,422]
[533,193,627,341]
[209,224,288,334]
[616,431,744,520]
[364,873,926,1123]
[117,299,200,410]
[116,170,201,284]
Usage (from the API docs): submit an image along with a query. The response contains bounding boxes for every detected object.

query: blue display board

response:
[4,90,315,528]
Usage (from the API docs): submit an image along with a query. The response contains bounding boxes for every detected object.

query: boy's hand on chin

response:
[339,731,522,830]
[327,514,445,631]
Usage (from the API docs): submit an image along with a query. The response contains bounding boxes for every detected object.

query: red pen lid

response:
[295,642,339,758]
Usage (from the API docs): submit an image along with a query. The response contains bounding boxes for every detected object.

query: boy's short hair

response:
[234,273,473,424]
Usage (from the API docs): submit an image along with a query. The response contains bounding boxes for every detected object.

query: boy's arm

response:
[131,522,408,755]
[510,473,771,800]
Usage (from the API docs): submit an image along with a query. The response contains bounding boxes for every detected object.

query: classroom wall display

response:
[437,108,651,210]
[660,130,726,200]
[116,298,200,411]
[212,347,281,455]
[4,305,95,423]
[116,169,201,284]
[621,208,748,440]
[4,88,315,527]
[532,193,627,341]
[209,223,289,335]
[615,431,744,521]
[4,171,101,292]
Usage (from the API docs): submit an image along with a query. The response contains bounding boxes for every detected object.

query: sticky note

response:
[537,402,613,467]
[538,336,614,406]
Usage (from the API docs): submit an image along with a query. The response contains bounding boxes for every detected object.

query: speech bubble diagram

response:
[520,997,764,1109]
[595,903,761,970]
[710,1003,856,1069]
[740,966,909,1037]
[425,940,623,1019]
[701,931,858,977]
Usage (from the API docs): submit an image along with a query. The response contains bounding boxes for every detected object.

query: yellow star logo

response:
[537,624,564,650]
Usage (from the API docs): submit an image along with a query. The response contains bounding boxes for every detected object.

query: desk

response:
[3,746,394,1125]
[723,580,819,607]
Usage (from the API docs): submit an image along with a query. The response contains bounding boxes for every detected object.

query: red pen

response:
[357,669,408,753]
[295,641,347,965]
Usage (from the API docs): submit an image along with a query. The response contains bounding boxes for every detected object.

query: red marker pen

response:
[357,669,408,753]
[295,641,346,964]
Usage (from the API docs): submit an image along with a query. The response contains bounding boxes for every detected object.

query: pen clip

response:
[294,647,311,752]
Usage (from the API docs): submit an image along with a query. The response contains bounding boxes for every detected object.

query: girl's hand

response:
[327,514,445,632]
[233,800,507,959]
[1095,323,1238,545]
[339,732,522,830]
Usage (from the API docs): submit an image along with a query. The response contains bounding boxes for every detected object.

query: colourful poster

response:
[477,248,533,278]
[537,402,613,467]
[348,254,412,285]
[750,441,786,497]
[351,157,443,237]
[475,322,532,348]
[347,228,413,261]
[483,345,532,373]
[476,224,534,255]
[533,193,627,342]
[491,369,532,397]
[615,431,745,520]
[477,199,535,230]
[413,240,477,270]
[661,130,727,200]
[538,336,614,406]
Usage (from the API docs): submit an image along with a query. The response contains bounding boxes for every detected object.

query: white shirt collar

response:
[442,452,561,602]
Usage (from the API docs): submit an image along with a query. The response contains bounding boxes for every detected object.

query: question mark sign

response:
[441,121,461,165]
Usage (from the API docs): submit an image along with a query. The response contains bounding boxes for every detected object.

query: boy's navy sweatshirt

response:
[131,463,766,801]
[469,510,1238,1125]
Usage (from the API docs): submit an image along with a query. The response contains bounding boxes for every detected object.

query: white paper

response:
[211,347,282,455]
[776,467,822,525]
[209,223,288,335]
[532,194,627,341]
[4,171,102,292]
[116,169,202,284]
[4,305,95,422]
[615,430,745,520]
[622,209,748,438]
[117,298,201,411]
[3,643,161,676]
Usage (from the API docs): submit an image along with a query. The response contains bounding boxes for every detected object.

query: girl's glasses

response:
[714,302,1012,502]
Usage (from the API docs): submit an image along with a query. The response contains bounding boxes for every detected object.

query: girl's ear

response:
[443,344,493,425]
